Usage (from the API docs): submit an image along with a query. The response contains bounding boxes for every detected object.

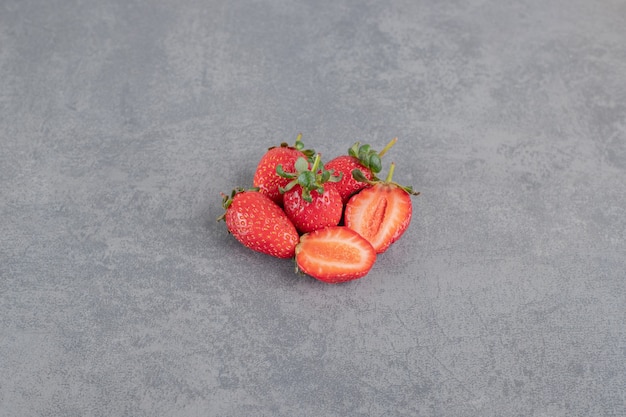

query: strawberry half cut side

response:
[344,163,419,254]
[295,226,376,284]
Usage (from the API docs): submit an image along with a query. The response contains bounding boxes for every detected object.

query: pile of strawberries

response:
[218,135,419,284]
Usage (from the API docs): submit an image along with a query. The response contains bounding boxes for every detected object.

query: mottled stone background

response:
[1,0,625,416]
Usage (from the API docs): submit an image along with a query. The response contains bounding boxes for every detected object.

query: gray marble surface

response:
[1,0,625,416]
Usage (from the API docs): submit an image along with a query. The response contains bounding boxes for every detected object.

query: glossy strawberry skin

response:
[344,183,412,254]
[223,191,299,259]
[324,155,375,204]
[283,185,343,234]
[253,146,305,205]
[295,226,376,284]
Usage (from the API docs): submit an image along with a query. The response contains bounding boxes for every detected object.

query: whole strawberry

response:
[253,134,314,205]
[325,137,397,204]
[218,188,299,259]
[278,154,343,234]
[344,163,419,253]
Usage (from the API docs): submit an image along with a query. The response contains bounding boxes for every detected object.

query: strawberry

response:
[295,226,377,284]
[278,154,343,233]
[218,188,299,259]
[284,186,343,234]
[344,163,419,254]
[253,134,314,205]
[325,137,397,204]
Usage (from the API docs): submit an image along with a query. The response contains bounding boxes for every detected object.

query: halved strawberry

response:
[295,226,376,284]
[325,138,397,204]
[218,188,299,259]
[344,163,419,253]
[253,134,314,205]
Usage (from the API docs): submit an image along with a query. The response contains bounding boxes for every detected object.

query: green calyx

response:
[347,137,397,174]
[277,154,342,203]
[271,133,316,161]
[352,162,420,196]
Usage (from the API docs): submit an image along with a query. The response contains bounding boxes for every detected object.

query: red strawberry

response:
[295,226,376,284]
[253,134,314,205]
[284,185,343,234]
[344,163,419,254]
[218,188,299,259]
[325,138,397,204]
[279,154,343,234]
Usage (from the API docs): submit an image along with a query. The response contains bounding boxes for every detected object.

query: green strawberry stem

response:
[310,153,321,172]
[385,161,397,183]
[378,137,397,157]
[294,133,303,150]
[385,162,420,195]
[295,133,316,160]
[352,162,420,196]
[273,133,315,160]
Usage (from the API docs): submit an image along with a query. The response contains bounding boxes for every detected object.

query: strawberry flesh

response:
[295,226,376,283]
[344,183,412,254]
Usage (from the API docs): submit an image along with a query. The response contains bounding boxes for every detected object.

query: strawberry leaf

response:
[346,139,397,174]
[294,157,309,172]
[368,154,382,173]
[276,164,296,179]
